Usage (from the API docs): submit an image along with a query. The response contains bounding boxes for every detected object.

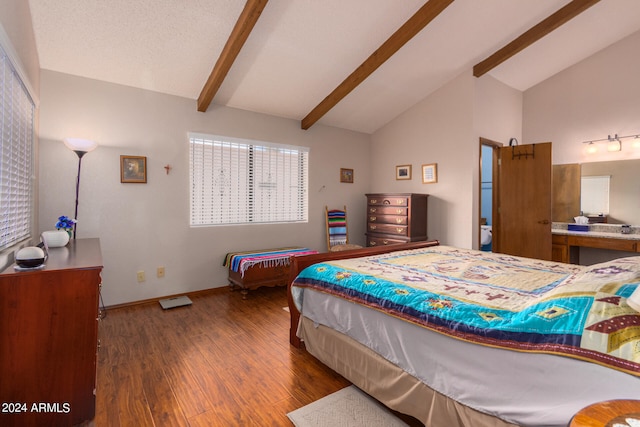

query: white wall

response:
[371,72,522,249]
[0,1,40,95]
[524,29,640,165]
[474,75,523,144]
[371,72,476,248]
[38,71,371,306]
[523,29,640,264]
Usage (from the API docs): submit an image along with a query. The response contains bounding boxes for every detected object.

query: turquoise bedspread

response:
[292,246,640,376]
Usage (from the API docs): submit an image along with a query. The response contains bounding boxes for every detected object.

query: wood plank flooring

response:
[92,286,421,426]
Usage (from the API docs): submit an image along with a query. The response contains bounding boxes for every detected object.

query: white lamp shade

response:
[607,140,621,152]
[628,286,640,312]
[63,138,98,153]
[584,143,598,154]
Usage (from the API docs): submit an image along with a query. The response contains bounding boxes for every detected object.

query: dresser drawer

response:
[367,223,408,236]
[366,236,407,246]
[367,196,408,207]
[368,214,408,225]
[367,205,408,216]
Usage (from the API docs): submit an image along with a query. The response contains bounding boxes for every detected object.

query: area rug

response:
[287,385,409,427]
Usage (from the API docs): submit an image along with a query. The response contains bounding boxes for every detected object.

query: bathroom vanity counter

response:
[552,223,640,264]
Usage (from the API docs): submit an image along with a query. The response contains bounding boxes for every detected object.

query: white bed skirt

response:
[296,288,640,427]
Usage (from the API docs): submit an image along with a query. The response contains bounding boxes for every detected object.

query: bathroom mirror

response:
[553,159,640,225]
[580,175,609,216]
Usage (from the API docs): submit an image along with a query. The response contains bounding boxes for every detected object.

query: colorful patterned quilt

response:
[292,246,640,376]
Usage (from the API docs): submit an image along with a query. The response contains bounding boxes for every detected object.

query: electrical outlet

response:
[157,266,165,278]
[137,271,145,282]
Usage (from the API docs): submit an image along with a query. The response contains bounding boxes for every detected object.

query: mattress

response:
[295,287,640,427]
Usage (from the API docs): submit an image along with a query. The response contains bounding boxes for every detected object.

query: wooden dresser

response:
[0,238,103,427]
[365,193,428,247]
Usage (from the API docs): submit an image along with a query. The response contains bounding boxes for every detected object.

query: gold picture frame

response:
[340,168,354,183]
[121,155,147,183]
[422,163,438,184]
[396,165,412,180]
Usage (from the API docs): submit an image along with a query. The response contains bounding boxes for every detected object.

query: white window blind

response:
[189,133,309,226]
[0,43,34,250]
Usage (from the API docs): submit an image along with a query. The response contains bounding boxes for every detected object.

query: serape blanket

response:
[327,210,347,246]
[292,245,640,376]
[224,247,318,277]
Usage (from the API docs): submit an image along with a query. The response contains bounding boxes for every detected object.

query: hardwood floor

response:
[92,286,419,426]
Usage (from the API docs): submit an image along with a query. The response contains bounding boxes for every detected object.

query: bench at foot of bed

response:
[225,247,318,299]
[228,264,291,298]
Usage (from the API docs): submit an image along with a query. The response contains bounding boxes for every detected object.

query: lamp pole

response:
[72,150,87,240]
[64,138,98,240]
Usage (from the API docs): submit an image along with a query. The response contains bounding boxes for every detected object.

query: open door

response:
[495,142,552,260]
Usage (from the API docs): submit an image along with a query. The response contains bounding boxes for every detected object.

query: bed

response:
[286,241,640,427]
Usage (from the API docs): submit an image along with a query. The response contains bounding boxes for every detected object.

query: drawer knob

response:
[369,225,377,230]
[396,218,403,224]
[383,200,390,205]
[383,240,389,245]
[396,228,404,233]
[369,208,377,213]
[370,199,378,204]
[395,199,404,205]
[369,216,377,222]
[370,241,377,246]
[396,209,403,214]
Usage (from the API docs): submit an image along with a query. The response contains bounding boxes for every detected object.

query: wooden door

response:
[495,142,552,260]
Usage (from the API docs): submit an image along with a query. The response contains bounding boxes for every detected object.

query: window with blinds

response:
[189,133,309,226]
[0,43,34,250]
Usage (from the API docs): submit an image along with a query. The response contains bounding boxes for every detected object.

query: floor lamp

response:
[63,138,98,239]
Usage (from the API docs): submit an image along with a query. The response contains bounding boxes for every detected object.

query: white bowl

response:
[41,230,70,247]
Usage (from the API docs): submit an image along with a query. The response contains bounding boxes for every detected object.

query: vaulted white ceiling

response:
[28,0,640,134]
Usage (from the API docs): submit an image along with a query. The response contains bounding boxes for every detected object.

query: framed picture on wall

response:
[121,155,147,183]
[422,163,438,184]
[396,165,412,180]
[340,168,354,183]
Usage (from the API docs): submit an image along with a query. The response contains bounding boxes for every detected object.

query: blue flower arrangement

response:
[55,215,76,235]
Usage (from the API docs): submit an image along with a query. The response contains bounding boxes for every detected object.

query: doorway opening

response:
[479,138,501,252]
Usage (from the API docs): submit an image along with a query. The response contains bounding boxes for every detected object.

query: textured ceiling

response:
[28,0,640,134]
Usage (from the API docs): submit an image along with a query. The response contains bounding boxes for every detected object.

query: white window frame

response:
[189,133,309,226]
[0,29,35,252]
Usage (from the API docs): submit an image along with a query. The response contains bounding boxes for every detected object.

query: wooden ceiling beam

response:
[473,0,601,78]
[301,0,453,130]
[197,0,269,112]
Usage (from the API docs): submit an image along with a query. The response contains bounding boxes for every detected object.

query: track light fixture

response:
[582,132,639,154]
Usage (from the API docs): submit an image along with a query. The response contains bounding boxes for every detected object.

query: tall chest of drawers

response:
[365,193,428,247]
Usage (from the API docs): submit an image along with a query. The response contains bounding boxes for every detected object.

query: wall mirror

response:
[580,175,609,216]
[552,158,640,225]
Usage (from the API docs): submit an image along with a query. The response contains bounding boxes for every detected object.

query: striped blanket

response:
[224,247,318,277]
[327,210,347,246]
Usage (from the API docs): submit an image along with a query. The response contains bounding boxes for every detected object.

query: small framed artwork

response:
[340,168,354,183]
[422,163,438,184]
[121,155,147,183]
[396,164,412,180]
